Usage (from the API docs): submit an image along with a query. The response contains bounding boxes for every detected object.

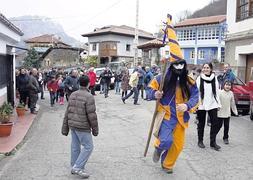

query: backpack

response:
[144,74,151,84]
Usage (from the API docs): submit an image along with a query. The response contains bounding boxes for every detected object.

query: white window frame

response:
[92,43,97,51]
[198,50,205,59]
[126,44,131,52]
[190,50,195,59]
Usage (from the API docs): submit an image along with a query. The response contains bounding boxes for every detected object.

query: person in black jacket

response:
[64,70,79,101]
[16,68,30,106]
[100,66,112,98]
[28,68,40,114]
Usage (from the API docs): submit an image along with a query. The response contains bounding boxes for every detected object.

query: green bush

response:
[0,102,13,123]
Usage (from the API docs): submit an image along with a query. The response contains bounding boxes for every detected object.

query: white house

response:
[82,25,154,66]
[225,0,253,82]
[0,13,23,106]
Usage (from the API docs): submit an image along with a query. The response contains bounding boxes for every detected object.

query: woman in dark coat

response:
[121,69,130,98]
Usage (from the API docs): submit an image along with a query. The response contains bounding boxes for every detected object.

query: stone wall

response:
[43,49,80,67]
[225,36,253,81]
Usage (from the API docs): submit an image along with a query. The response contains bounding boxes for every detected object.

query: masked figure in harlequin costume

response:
[148,14,199,174]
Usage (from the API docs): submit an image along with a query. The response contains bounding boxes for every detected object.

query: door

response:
[6,54,14,106]
[246,54,253,83]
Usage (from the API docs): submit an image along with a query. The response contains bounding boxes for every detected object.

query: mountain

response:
[190,0,227,18]
[10,15,80,47]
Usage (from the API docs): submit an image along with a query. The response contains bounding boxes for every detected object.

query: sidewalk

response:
[0,107,39,154]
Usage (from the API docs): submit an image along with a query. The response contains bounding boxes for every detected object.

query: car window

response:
[95,70,104,76]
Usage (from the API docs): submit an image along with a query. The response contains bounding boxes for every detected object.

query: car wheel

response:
[250,103,253,121]
[242,110,249,115]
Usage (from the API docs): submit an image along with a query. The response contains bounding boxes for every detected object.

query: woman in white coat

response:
[196,63,221,151]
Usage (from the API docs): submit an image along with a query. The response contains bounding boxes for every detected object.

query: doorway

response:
[246,54,253,83]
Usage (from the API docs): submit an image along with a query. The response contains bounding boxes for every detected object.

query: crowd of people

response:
[16,61,238,177]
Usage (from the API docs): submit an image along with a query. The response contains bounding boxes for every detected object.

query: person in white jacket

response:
[217,80,238,144]
[196,63,221,151]
[121,68,140,105]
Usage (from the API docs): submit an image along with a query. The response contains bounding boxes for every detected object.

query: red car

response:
[247,81,253,120]
[232,77,251,115]
[217,73,250,115]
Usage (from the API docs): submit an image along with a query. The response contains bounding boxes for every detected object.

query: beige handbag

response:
[153,110,166,138]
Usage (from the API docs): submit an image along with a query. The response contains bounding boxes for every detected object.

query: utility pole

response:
[133,0,139,67]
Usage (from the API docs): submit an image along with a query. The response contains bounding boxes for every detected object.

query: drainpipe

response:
[11,47,16,104]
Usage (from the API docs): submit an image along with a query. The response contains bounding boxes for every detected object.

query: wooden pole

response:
[143,59,168,157]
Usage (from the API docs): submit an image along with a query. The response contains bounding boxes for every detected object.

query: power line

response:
[10,15,83,22]
[11,0,124,36]
[63,0,124,33]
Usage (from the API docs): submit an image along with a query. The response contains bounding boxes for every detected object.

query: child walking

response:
[217,80,238,144]
[47,76,59,107]
[57,75,65,105]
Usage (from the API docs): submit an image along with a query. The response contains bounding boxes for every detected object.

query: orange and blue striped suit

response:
[148,14,199,169]
[149,74,199,169]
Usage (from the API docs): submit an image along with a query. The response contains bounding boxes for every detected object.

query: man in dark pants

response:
[38,71,45,99]
[64,70,79,101]
[28,68,40,114]
[100,66,112,98]
[16,68,30,106]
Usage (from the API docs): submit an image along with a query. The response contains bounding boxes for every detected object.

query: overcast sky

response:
[1,0,212,41]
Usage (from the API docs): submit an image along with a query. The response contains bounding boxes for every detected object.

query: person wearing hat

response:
[148,14,199,174]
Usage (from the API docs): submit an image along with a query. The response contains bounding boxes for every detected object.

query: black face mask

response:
[171,60,186,75]
[172,66,184,76]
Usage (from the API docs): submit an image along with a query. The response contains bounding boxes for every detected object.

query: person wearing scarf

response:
[196,63,221,151]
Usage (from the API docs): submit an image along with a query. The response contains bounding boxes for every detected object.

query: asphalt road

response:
[0,91,253,180]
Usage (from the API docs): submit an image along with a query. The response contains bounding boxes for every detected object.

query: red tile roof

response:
[82,25,154,39]
[137,38,164,49]
[25,34,70,46]
[175,15,226,28]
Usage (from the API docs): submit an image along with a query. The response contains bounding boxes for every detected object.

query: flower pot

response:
[16,107,25,117]
[0,122,14,137]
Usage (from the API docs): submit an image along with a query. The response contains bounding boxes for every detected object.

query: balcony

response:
[99,42,117,57]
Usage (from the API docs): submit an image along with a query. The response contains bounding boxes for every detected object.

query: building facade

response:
[24,34,88,68]
[40,47,84,68]
[82,25,154,67]
[0,13,23,105]
[137,39,164,66]
[175,15,226,65]
[225,0,253,83]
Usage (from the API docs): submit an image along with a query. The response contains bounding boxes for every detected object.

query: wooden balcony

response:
[99,42,117,57]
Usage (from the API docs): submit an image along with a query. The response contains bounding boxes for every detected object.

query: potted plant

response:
[0,102,14,137]
[16,103,26,117]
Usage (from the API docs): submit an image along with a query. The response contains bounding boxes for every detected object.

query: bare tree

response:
[176,10,192,23]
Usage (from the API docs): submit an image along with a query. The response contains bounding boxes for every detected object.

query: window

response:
[190,50,195,59]
[197,28,221,40]
[221,48,225,62]
[177,29,196,41]
[237,0,253,21]
[198,50,205,59]
[92,44,97,51]
[126,44,131,51]
[0,55,8,89]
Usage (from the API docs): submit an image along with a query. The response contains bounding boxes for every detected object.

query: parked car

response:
[232,77,251,115]
[94,67,115,90]
[217,72,250,115]
[247,81,253,120]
